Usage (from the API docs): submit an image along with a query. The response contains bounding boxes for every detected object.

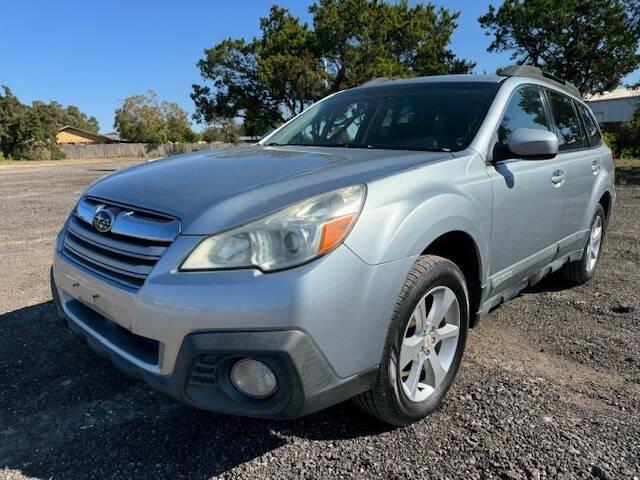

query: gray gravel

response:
[0,159,639,479]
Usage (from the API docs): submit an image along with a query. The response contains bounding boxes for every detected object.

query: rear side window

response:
[576,102,602,146]
[498,86,551,144]
[547,91,588,151]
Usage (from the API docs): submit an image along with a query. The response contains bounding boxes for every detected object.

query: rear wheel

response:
[558,204,606,284]
[354,255,468,426]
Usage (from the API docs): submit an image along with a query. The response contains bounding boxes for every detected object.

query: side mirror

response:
[507,128,559,160]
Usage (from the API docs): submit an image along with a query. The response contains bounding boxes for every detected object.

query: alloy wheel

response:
[399,286,460,402]
[586,215,603,272]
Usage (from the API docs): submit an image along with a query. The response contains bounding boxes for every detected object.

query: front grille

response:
[62,197,180,289]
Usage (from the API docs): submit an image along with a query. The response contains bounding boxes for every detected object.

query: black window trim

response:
[573,99,603,149]
[489,83,555,164]
[542,87,601,153]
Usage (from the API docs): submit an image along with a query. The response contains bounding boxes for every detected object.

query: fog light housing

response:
[230,358,277,398]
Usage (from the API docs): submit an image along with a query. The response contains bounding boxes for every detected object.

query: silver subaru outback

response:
[51,66,615,425]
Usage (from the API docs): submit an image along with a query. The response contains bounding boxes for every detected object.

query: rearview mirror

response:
[507,128,559,160]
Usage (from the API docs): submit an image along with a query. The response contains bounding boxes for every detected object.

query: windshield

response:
[266,82,500,152]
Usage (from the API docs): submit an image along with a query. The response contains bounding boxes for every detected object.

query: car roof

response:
[353,74,505,90]
[354,66,581,100]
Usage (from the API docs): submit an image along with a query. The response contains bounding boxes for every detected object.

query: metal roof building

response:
[585,88,640,124]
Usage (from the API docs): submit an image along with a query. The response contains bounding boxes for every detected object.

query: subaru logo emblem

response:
[93,209,114,233]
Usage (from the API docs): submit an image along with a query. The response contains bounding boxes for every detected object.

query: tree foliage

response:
[192,0,473,135]
[201,120,244,143]
[311,0,473,91]
[616,102,640,157]
[479,0,640,94]
[32,101,100,133]
[114,91,197,143]
[0,86,98,159]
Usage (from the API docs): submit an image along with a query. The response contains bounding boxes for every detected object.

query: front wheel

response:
[354,255,469,426]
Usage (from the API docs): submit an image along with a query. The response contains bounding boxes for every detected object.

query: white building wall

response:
[587,97,640,123]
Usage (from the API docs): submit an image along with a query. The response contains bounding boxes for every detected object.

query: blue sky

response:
[2,0,638,133]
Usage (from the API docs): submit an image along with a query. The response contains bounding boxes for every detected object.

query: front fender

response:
[345,154,492,283]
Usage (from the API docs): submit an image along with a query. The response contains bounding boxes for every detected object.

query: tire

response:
[354,255,469,426]
[558,204,606,285]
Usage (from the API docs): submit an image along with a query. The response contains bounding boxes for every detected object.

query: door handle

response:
[551,170,565,186]
[591,160,601,175]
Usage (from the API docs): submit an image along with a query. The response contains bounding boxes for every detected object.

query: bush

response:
[201,121,243,143]
[620,147,640,159]
[602,131,619,155]
[616,106,640,158]
[50,147,66,160]
[14,146,66,161]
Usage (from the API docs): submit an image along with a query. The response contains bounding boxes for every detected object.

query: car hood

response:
[86,145,452,235]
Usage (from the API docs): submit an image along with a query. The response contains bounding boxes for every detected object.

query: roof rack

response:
[497,65,581,98]
[359,77,392,86]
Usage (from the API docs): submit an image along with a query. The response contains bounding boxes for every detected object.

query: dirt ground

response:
[0,158,638,479]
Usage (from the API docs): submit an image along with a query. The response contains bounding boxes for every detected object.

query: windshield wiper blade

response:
[366,145,452,152]
[266,142,450,152]
[268,142,375,149]
[282,142,375,149]
[308,142,374,149]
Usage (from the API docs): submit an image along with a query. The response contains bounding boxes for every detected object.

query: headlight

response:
[180,185,366,272]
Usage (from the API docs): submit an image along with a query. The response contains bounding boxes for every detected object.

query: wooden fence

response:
[58,142,233,160]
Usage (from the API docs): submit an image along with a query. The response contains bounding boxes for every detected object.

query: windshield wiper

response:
[366,145,452,152]
[266,142,451,152]
[323,142,375,149]
[274,142,375,149]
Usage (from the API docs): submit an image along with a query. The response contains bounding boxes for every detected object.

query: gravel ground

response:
[0,158,638,480]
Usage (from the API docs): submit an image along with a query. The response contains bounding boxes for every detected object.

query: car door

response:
[486,85,565,295]
[544,90,597,256]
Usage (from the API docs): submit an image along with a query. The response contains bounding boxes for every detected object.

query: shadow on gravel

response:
[524,274,576,294]
[0,301,387,479]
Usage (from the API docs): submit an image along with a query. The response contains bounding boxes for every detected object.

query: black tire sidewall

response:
[387,260,469,420]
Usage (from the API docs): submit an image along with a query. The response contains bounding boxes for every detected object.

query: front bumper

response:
[52,232,416,418]
[52,271,375,418]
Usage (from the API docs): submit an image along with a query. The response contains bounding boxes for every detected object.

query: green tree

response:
[311,0,473,91]
[201,120,244,143]
[479,0,640,94]
[114,91,168,143]
[114,91,196,143]
[191,6,323,136]
[0,86,69,159]
[50,103,99,133]
[618,104,640,157]
[162,101,198,142]
[192,0,473,135]
[30,101,100,133]
[0,86,30,158]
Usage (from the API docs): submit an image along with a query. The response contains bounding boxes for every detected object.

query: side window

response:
[576,102,602,147]
[547,91,588,151]
[498,86,551,144]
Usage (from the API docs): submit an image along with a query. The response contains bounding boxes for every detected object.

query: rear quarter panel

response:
[585,145,616,229]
